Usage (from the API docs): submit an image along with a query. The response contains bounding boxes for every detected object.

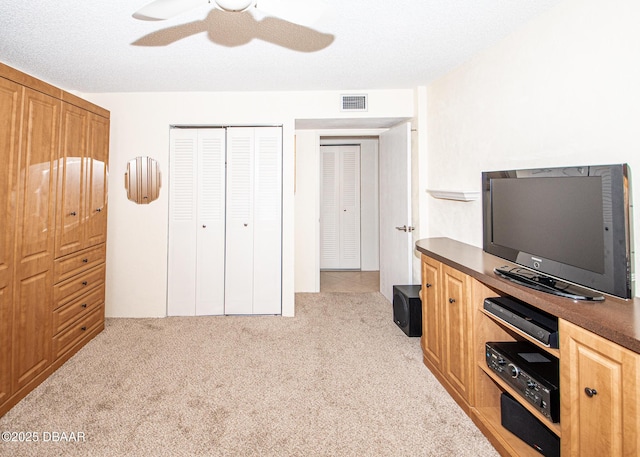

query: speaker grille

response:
[340,94,368,112]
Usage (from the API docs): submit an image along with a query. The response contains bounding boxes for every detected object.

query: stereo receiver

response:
[485,341,559,422]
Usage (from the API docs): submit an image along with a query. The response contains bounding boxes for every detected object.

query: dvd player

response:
[484,296,558,348]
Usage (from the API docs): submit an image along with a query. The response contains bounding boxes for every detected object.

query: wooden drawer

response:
[54,244,106,283]
[53,264,105,309]
[53,304,104,360]
[52,284,104,334]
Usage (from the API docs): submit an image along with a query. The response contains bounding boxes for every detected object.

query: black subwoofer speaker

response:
[501,393,560,457]
[392,285,422,337]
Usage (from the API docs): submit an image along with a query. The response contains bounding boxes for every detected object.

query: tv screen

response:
[482,164,633,300]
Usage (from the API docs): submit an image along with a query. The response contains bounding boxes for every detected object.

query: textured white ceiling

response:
[0,0,562,93]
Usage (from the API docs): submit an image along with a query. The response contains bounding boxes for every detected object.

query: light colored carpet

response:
[0,292,499,457]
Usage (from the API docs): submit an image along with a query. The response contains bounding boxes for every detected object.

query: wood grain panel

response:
[55,102,88,258]
[0,76,22,403]
[84,114,109,247]
[12,87,58,392]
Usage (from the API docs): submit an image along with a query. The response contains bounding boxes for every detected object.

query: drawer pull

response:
[584,387,598,397]
[82,258,89,263]
[448,298,456,304]
[82,281,88,286]
[81,326,87,331]
[96,208,102,212]
[81,303,88,308]
[70,211,77,216]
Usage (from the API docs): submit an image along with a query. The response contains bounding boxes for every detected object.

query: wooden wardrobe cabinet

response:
[56,100,109,258]
[0,62,109,417]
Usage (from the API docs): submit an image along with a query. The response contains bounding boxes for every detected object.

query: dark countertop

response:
[415,237,640,354]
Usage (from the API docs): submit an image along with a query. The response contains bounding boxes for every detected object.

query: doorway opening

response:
[319,137,379,293]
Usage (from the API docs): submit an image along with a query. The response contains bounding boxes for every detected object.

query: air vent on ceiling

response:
[340,94,368,112]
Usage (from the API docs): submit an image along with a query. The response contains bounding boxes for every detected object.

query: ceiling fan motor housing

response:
[215,0,255,11]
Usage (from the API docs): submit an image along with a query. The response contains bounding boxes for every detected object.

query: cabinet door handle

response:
[584,387,598,397]
[448,298,456,304]
[96,208,102,212]
[82,281,88,286]
[425,283,432,288]
[82,258,89,263]
[81,326,87,331]
[81,303,88,308]
[70,211,77,216]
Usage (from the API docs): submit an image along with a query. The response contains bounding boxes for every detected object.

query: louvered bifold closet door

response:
[320,148,339,269]
[252,127,282,314]
[224,127,282,315]
[319,145,361,270]
[195,129,226,315]
[224,128,255,315]
[168,128,226,316]
[338,147,360,269]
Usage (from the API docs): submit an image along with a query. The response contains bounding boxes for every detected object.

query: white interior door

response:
[168,128,198,316]
[319,145,361,270]
[224,128,255,315]
[225,126,283,315]
[252,127,282,314]
[195,129,226,315]
[168,128,227,316]
[379,122,412,302]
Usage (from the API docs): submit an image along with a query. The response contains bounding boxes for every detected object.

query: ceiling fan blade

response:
[133,0,209,20]
[255,0,328,27]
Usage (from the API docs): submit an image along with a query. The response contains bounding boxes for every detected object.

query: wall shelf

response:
[427,190,480,201]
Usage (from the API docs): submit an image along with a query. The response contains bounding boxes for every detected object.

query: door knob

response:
[395,225,415,232]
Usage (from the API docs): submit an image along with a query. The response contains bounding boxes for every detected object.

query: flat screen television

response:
[482,164,633,301]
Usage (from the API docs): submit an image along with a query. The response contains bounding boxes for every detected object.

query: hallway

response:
[319,270,380,293]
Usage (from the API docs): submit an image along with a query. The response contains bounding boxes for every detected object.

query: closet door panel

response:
[338,147,361,269]
[84,114,109,248]
[320,148,339,269]
[168,129,198,316]
[224,128,254,315]
[55,102,88,258]
[13,87,58,390]
[0,77,22,403]
[195,129,226,316]
[319,145,361,270]
[252,127,282,314]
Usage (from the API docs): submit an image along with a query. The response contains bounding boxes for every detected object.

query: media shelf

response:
[478,362,561,437]
[416,237,640,457]
[473,285,560,456]
[480,309,560,359]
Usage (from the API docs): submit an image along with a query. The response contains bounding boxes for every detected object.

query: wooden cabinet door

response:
[84,114,109,248]
[55,102,88,258]
[441,264,472,402]
[421,255,442,370]
[560,319,639,457]
[0,77,23,403]
[13,87,59,390]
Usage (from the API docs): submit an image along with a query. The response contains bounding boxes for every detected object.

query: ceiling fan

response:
[133,0,328,27]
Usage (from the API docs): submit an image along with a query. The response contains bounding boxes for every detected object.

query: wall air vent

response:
[340,94,368,112]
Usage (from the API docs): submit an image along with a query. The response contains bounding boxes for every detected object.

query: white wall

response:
[81,90,414,317]
[421,0,640,294]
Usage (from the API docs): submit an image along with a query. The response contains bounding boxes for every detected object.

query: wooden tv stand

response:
[415,238,640,457]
